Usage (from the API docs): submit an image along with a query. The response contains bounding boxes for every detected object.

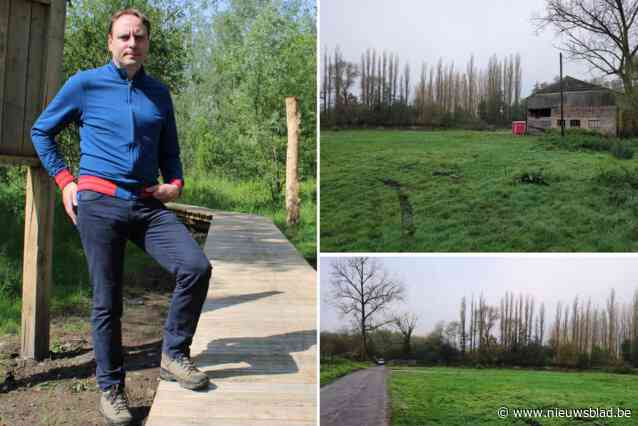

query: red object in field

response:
[512,121,526,136]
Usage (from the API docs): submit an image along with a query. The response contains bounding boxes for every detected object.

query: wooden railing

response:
[165,202,214,233]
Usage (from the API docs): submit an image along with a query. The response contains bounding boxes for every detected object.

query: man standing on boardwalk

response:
[31,8,212,425]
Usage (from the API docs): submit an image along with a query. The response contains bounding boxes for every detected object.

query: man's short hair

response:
[108,8,151,37]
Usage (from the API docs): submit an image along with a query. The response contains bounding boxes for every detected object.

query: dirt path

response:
[0,233,209,426]
[320,366,389,426]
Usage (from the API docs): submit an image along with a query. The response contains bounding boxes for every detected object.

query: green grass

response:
[390,367,638,425]
[0,169,316,334]
[320,129,638,251]
[320,357,373,386]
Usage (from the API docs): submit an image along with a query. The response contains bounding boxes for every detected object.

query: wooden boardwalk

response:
[145,211,317,426]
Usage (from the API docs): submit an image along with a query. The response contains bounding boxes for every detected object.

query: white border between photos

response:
[315,0,321,424]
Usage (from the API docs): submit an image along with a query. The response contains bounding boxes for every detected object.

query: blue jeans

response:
[76,190,212,391]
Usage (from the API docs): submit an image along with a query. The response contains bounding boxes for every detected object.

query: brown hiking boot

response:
[160,352,209,390]
[98,384,133,426]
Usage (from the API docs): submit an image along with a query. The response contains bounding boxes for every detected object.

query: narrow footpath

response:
[145,211,317,425]
[320,366,389,426]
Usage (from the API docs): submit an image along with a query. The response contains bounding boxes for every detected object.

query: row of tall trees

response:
[325,257,638,369]
[459,293,546,356]
[452,289,638,368]
[321,48,524,128]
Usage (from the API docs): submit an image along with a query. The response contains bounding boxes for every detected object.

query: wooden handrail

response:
[165,202,214,232]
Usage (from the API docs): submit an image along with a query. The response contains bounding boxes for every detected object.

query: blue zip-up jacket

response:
[31,61,183,199]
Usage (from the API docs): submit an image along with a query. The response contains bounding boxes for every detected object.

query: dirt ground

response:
[0,233,207,426]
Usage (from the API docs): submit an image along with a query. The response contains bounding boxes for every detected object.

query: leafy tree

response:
[181,0,316,199]
[392,312,418,357]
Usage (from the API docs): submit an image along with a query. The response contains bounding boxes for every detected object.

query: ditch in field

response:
[380,178,415,241]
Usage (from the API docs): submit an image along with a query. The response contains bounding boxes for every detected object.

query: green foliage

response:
[63,0,192,90]
[591,345,611,367]
[611,140,635,159]
[595,166,638,188]
[541,128,636,159]
[320,356,372,386]
[542,128,612,151]
[177,0,317,195]
[594,167,638,209]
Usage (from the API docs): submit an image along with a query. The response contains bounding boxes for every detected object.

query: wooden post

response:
[285,97,300,226]
[21,166,55,360]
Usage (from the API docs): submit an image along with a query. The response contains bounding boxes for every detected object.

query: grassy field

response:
[0,169,315,335]
[320,129,638,251]
[320,357,373,386]
[390,367,638,425]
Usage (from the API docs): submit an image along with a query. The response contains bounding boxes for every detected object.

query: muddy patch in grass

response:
[515,170,549,186]
[432,168,464,180]
[379,178,416,241]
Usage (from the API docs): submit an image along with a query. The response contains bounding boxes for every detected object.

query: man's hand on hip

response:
[62,182,78,225]
[146,183,180,203]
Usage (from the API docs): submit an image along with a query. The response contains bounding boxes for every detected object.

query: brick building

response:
[526,76,617,136]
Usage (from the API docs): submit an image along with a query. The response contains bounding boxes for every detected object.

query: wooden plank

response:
[145,212,317,425]
[0,0,11,151]
[2,0,31,156]
[147,418,315,426]
[165,202,215,220]
[20,166,55,360]
[42,0,66,105]
[21,2,47,156]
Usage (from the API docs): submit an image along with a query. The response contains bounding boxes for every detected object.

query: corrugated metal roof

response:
[533,76,611,94]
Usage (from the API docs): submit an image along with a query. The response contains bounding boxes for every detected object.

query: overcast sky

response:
[320,0,600,97]
[320,256,638,336]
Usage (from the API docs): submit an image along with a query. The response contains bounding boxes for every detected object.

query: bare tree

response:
[393,311,419,356]
[538,302,546,344]
[322,47,329,113]
[607,288,617,359]
[537,1,638,86]
[403,63,411,105]
[333,47,344,115]
[329,257,405,359]
[513,53,522,113]
[467,54,476,117]
[360,52,367,107]
[460,296,467,356]
[340,62,359,107]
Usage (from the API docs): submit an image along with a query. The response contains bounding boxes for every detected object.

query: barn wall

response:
[527,91,617,136]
